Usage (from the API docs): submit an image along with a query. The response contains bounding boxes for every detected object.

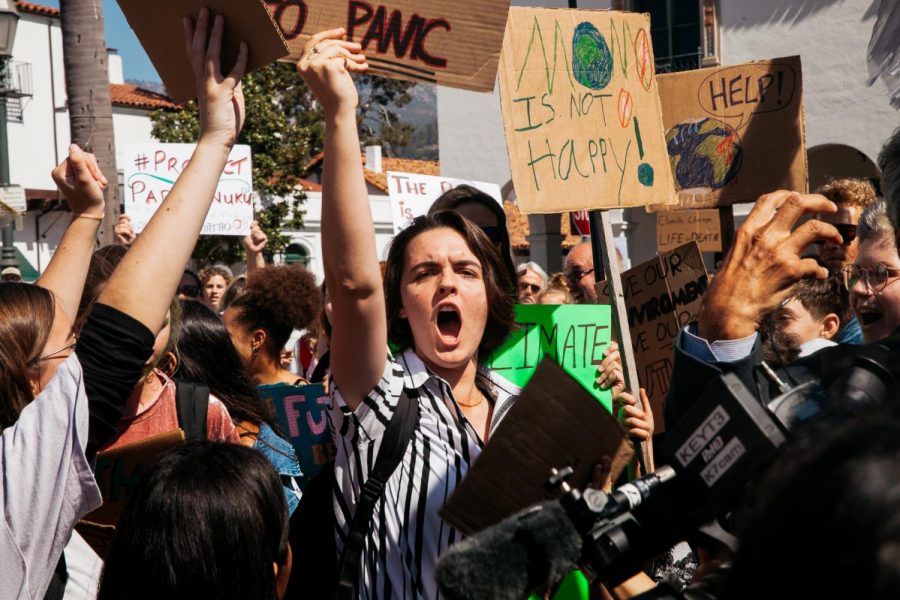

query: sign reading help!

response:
[124,143,254,236]
[498,8,676,214]
[264,0,511,92]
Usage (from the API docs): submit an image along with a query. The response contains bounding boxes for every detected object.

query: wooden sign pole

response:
[588,209,654,473]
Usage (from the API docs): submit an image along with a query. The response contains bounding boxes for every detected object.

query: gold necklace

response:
[457,388,485,408]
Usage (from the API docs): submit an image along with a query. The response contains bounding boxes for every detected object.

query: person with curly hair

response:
[223,263,320,387]
[814,178,879,273]
[813,177,879,344]
[198,264,233,313]
[537,273,576,304]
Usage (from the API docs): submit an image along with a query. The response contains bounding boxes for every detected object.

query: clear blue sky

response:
[41,0,161,83]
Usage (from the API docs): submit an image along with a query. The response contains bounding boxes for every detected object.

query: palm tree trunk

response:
[59,0,119,245]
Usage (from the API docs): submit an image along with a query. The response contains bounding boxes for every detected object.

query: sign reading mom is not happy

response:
[498,8,676,214]
[264,0,510,92]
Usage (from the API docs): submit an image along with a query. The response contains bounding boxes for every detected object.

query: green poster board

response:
[487,304,613,411]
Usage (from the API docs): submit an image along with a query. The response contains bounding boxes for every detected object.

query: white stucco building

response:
[4,1,183,278]
[437,0,897,271]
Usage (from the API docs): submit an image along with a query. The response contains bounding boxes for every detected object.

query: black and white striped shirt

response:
[328,349,519,599]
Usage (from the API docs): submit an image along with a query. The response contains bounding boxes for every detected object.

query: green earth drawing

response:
[572,22,613,90]
[666,118,743,191]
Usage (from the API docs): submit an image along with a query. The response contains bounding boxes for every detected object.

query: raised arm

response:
[242,220,267,275]
[297,30,383,410]
[97,9,247,333]
[39,146,108,322]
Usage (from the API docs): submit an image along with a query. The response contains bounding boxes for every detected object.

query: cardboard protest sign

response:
[487,303,613,410]
[116,0,289,103]
[78,430,185,557]
[124,143,254,236]
[386,172,503,234]
[498,7,676,214]
[264,0,510,92]
[260,382,334,488]
[441,359,634,534]
[597,242,708,432]
[656,208,722,252]
[655,56,806,208]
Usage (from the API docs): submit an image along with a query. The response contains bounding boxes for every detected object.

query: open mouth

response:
[437,306,462,339]
[859,310,883,326]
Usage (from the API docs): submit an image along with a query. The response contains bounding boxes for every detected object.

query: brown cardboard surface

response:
[440,358,634,535]
[264,0,510,92]
[656,208,722,252]
[597,242,708,432]
[498,7,676,214]
[653,56,807,209]
[117,0,290,103]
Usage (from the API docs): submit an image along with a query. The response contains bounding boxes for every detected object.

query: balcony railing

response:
[655,50,702,74]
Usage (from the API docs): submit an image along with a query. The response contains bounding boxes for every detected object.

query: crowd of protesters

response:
[2,11,900,600]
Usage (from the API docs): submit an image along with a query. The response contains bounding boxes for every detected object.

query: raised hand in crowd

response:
[99,7,247,333]
[114,214,136,246]
[296,28,378,409]
[37,144,107,325]
[699,191,842,342]
[242,219,268,274]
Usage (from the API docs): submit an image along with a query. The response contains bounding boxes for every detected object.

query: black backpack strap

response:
[174,379,210,442]
[335,390,419,599]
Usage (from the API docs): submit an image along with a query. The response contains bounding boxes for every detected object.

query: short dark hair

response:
[98,442,289,600]
[792,272,848,323]
[383,210,516,360]
[175,299,276,426]
[428,185,518,287]
[726,412,900,598]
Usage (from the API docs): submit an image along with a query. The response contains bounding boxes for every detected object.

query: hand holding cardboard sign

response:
[50,144,108,219]
[615,388,654,442]
[296,28,368,116]
[596,340,625,398]
[184,9,248,150]
[698,191,841,341]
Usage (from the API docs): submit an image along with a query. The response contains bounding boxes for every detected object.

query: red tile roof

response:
[363,157,440,193]
[16,1,59,17]
[296,178,322,192]
[109,83,181,111]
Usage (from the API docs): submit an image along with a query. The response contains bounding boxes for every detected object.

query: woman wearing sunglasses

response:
[843,201,900,343]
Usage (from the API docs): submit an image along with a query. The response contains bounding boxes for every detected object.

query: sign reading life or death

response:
[124,143,254,236]
[656,209,722,252]
[498,7,676,213]
[386,172,503,234]
[597,242,708,432]
[264,0,510,92]
[656,56,806,208]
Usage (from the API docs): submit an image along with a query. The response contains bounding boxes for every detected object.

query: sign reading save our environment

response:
[261,382,334,489]
[498,7,676,214]
[265,0,511,92]
[386,172,503,234]
[123,143,254,236]
[487,304,613,411]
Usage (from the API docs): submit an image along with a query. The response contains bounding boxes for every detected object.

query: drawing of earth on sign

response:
[572,22,613,90]
[666,118,743,192]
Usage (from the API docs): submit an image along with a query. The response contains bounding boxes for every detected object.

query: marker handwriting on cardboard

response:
[698,62,797,131]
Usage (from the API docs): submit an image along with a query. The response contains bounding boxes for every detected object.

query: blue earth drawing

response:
[666,118,743,191]
[571,22,613,90]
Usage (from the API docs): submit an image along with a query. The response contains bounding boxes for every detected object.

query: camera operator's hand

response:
[699,191,841,342]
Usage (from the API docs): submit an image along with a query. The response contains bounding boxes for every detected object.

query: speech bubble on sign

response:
[697,61,797,131]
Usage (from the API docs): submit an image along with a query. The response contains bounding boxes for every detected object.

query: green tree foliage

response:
[150,63,415,265]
